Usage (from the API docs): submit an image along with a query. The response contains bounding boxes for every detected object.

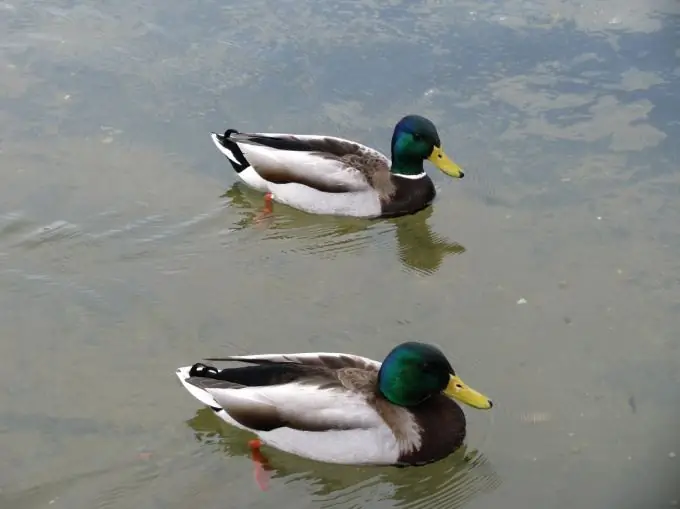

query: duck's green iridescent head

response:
[377,341,492,409]
[390,115,464,178]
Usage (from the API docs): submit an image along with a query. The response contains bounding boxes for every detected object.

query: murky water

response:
[1,0,679,507]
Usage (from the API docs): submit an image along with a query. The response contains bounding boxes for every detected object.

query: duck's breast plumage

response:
[395,395,467,466]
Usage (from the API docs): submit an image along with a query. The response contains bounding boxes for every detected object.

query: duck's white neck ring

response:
[392,172,427,180]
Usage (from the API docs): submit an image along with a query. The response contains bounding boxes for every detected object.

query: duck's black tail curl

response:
[211,129,249,173]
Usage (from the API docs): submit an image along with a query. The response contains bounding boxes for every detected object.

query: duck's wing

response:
[205,351,382,371]
[178,352,383,433]
[216,131,392,193]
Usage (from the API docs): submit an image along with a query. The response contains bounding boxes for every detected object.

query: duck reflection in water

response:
[221,183,465,276]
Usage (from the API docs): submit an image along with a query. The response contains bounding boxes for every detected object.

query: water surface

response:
[1,0,679,508]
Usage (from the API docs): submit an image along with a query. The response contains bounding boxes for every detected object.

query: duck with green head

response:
[177,341,492,474]
[210,115,464,218]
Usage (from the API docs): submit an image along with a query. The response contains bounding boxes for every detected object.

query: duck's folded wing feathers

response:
[184,352,383,432]
[187,375,383,432]
[189,361,338,389]
[204,351,382,372]
[228,133,390,193]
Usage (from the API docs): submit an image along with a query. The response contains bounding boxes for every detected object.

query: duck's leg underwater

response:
[263,193,273,214]
[253,192,274,224]
[248,439,272,491]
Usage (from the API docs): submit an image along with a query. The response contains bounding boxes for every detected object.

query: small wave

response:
[12,220,82,249]
[0,211,33,239]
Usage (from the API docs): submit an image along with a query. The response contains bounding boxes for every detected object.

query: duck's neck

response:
[390,154,425,176]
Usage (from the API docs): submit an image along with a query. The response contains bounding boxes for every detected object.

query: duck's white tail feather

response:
[176,366,221,409]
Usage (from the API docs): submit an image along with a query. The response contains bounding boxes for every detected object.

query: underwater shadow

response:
[223,183,466,276]
[187,407,500,509]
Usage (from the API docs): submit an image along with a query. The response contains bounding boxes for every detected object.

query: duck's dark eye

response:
[421,362,437,373]
[412,133,422,141]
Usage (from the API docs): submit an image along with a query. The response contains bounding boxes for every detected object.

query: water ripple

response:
[0,183,467,278]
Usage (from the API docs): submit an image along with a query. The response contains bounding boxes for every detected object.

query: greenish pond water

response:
[1,0,679,508]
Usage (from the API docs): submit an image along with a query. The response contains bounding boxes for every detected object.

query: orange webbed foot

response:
[253,193,274,226]
[248,439,272,491]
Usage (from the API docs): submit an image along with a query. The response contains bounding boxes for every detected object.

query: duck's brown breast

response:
[396,395,467,466]
[379,175,436,218]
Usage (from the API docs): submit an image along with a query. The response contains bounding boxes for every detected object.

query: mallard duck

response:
[210,115,464,218]
[176,341,492,468]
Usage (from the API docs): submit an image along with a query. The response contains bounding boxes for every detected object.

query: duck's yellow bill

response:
[444,375,493,410]
[428,146,464,178]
